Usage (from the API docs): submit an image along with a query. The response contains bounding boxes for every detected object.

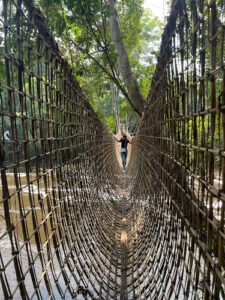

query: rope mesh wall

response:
[0,1,123,298]
[0,0,224,299]
[130,0,225,298]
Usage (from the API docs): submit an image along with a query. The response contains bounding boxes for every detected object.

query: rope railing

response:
[0,0,224,299]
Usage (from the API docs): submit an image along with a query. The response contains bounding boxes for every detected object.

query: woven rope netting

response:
[0,0,225,299]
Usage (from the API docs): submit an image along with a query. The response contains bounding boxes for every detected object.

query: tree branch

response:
[68,38,142,114]
[78,2,120,81]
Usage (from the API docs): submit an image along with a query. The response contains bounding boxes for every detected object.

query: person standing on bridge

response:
[115,134,132,170]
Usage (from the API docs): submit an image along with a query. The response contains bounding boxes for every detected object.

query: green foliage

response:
[105,115,117,132]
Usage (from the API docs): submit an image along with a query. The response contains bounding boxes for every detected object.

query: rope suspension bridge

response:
[0,0,225,299]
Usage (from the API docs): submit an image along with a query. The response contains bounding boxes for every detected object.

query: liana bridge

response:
[0,0,225,299]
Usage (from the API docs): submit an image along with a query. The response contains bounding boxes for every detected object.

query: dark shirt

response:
[119,138,130,149]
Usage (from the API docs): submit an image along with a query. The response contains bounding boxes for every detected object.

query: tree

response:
[108,0,145,116]
[36,0,163,122]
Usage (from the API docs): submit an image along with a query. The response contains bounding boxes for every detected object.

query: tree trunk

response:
[108,0,145,117]
[111,82,120,133]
